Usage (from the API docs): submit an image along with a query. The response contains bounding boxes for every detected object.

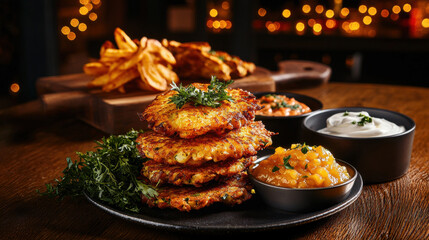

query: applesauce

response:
[251,144,350,188]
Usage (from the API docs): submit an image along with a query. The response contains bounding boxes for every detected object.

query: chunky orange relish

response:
[251,144,350,188]
[256,94,311,116]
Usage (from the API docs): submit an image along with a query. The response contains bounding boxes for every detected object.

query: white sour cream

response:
[318,111,405,138]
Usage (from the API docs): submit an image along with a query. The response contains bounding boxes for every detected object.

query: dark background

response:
[1,0,428,108]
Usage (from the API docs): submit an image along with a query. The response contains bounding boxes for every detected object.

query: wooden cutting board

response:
[36,60,331,134]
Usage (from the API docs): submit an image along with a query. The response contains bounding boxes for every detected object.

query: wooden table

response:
[0,82,428,239]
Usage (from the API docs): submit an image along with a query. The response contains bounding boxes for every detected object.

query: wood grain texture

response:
[0,82,428,239]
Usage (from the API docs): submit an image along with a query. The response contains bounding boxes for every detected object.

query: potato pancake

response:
[142,156,255,187]
[141,172,253,211]
[140,83,260,139]
[136,121,273,166]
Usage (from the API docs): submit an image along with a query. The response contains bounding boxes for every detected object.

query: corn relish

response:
[251,144,350,188]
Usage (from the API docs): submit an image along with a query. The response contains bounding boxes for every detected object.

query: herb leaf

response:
[169,76,234,109]
[38,129,157,213]
[283,155,294,169]
[272,166,280,172]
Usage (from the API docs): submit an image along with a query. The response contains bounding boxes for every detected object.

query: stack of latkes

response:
[137,83,274,211]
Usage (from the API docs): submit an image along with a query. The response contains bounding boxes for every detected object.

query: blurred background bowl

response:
[249,156,358,212]
[254,92,323,147]
[301,107,415,184]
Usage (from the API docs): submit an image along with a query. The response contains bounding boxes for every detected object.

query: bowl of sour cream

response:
[301,107,415,183]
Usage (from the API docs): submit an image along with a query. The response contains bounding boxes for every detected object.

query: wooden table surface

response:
[0,82,428,239]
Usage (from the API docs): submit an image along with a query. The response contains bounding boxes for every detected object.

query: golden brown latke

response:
[136,121,273,166]
[139,83,260,139]
[141,172,253,211]
[141,156,256,187]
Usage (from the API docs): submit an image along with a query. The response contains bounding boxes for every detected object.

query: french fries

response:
[83,28,178,92]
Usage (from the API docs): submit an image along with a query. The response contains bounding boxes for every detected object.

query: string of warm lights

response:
[250,1,428,37]
[61,0,101,41]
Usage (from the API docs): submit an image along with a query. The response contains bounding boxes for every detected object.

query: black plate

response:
[84,173,362,233]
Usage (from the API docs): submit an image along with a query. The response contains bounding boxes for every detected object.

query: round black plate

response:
[84,173,362,233]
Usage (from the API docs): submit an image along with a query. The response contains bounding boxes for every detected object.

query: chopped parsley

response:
[351,113,373,126]
[169,76,233,109]
[272,166,280,172]
[283,155,294,169]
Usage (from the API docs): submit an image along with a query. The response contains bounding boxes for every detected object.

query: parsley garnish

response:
[283,155,294,169]
[271,101,301,110]
[169,76,234,109]
[38,130,157,213]
[357,114,373,126]
[301,145,309,154]
[272,166,280,172]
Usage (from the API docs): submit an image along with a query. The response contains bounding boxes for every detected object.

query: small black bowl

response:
[254,92,323,147]
[301,107,415,184]
[249,156,358,212]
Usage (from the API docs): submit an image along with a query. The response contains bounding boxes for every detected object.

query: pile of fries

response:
[83,28,178,92]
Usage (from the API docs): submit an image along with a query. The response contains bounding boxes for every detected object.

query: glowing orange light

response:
[358,5,367,14]
[209,9,218,17]
[89,12,98,21]
[212,20,220,29]
[325,9,334,18]
[78,23,87,31]
[342,21,350,32]
[392,5,401,14]
[266,21,277,32]
[79,6,89,15]
[363,16,372,25]
[85,3,93,11]
[315,5,324,14]
[219,20,226,29]
[258,8,267,17]
[326,19,336,29]
[67,32,76,41]
[296,22,305,32]
[221,1,230,10]
[403,3,412,13]
[368,7,377,16]
[381,9,389,18]
[10,83,20,93]
[61,26,70,35]
[422,18,429,28]
[349,21,360,31]
[340,8,349,18]
[282,9,291,18]
[302,4,311,14]
[80,0,89,5]
[206,19,213,28]
[307,19,316,27]
[313,23,322,33]
[70,18,79,27]
[91,0,101,5]
[225,20,232,29]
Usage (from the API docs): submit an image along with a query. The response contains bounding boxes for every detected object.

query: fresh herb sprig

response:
[169,76,234,109]
[38,129,157,213]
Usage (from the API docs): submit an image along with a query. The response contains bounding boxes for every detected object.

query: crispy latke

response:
[136,121,273,166]
[142,156,255,187]
[141,172,253,211]
[140,83,260,139]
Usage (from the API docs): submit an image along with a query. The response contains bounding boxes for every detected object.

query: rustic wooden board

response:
[36,67,275,134]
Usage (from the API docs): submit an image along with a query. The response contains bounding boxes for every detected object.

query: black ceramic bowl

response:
[249,156,358,212]
[301,107,415,184]
[254,92,323,147]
